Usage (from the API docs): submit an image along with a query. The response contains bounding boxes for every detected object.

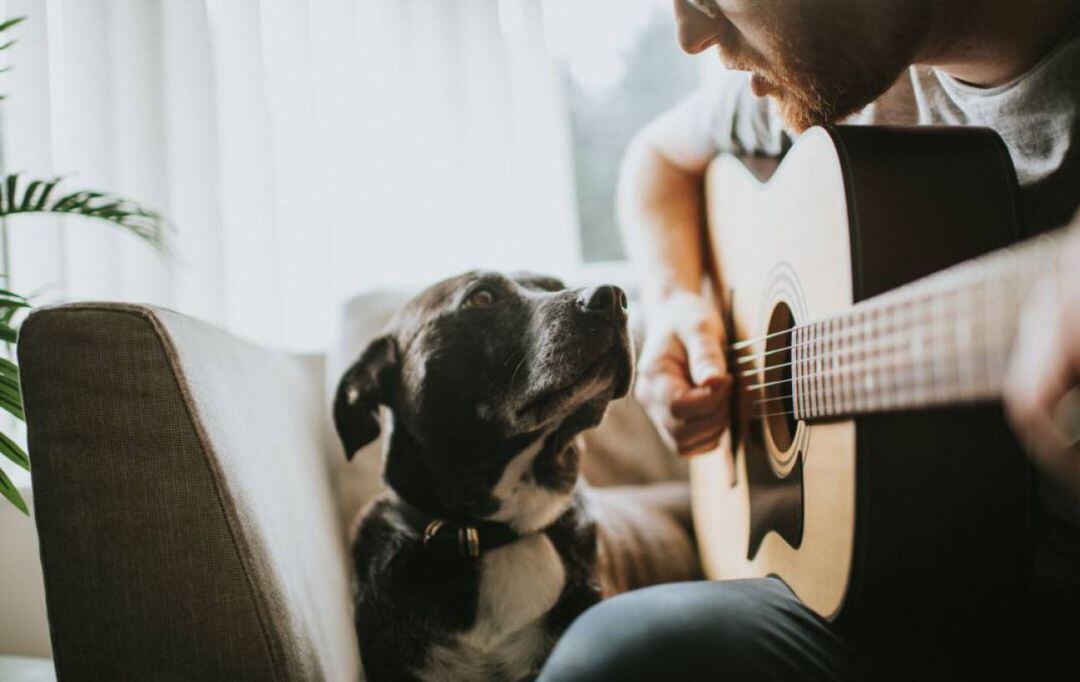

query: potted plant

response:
[0,15,169,515]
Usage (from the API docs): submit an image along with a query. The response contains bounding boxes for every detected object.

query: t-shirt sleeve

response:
[650,70,792,169]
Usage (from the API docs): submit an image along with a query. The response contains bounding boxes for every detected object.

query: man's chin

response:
[773,89,867,134]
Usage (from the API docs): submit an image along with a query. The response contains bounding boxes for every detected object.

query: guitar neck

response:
[789,230,1065,420]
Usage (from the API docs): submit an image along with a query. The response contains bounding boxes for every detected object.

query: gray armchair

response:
[19,304,360,681]
[17,296,681,681]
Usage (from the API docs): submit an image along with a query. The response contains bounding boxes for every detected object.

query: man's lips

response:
[714,45,779,98]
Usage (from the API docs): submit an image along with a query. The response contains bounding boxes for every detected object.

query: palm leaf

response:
[0,375,21,404]
[0,16,25,34]
[0,389,23,421]
[0,464,28,515]
[0,430,28,471]
[0,357,19,382]
[0,319,17,344]
[0,174,170,254]
[0,369,18,391]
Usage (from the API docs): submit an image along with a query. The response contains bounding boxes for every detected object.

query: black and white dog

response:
[334,271,698,682]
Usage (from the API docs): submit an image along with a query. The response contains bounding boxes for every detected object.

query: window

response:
[545,0,702,263]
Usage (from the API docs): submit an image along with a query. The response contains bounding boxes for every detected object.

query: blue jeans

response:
[538,578,1080,681]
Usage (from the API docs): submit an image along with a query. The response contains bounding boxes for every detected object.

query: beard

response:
[721,2,930,132]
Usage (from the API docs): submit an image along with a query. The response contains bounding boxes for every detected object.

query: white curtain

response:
[0,0,581,351]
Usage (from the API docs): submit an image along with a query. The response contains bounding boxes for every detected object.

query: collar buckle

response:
[423,519,481,559]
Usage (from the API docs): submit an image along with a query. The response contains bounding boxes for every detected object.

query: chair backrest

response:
[20,304,360,681]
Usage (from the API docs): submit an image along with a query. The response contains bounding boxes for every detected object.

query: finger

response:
[637,365,691,413]
[678,427,724,457]
[679,320,728,387]
[670,377,731,420]
[672,415,725,448]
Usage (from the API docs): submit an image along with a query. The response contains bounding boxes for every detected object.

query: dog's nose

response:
[578,285,628,320]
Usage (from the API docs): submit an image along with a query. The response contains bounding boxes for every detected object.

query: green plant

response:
[0,15,169,515]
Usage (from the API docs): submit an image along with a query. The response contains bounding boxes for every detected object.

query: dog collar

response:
[398,501,523,560]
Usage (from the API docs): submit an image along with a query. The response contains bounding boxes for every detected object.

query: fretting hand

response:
[1004,215,1080,498]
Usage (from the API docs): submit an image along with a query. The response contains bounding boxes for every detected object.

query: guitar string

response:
[735,304,1013,381]
[745,335,1010,418]
[726,276,999,351]
[723,238,1051,352]
[730,288,1014,369]
[737,329,1012,398]
[746,348,1005,409]
[750,393,995,421]
[741,321,1011,398]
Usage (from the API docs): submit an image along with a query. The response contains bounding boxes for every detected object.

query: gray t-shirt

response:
[669,25,1080,589]
[676,23,1080,235]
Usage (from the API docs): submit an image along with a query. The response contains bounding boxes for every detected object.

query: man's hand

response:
[1003,221,1080,498]
[636,290,732,456]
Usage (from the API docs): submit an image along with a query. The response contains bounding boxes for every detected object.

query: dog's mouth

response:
[515,343,632,430]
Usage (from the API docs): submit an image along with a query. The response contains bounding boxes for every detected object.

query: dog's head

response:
[334,271,633,532]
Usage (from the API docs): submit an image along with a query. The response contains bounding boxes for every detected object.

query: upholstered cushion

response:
[19,304,359,682]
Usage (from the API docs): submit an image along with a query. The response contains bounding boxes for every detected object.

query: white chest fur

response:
[419,533,567,681]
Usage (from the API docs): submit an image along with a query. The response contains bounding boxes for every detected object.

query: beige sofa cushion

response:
[20,304,359,682]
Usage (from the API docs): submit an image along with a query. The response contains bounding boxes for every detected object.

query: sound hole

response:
[764,302,796,453]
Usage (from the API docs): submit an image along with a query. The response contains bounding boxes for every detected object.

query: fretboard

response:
[785,231,1064,420]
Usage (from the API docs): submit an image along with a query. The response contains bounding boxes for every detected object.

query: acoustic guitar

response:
[692,125,1065,627]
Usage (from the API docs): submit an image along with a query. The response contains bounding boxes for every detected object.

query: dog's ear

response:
[334,335,399,460]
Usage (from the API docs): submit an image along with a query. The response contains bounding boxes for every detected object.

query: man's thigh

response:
[538,578,866,681]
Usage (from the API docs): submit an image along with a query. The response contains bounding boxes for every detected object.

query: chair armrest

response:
[18,303,359,681]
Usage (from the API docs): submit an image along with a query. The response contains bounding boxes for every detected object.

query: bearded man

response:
[538,1,1080,680]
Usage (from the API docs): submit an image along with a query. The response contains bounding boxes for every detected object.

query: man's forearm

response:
[617,132,709,316]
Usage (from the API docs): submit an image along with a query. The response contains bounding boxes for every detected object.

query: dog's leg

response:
[584,482,702,597]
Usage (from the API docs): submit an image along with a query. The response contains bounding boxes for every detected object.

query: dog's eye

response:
[464,288,497,308]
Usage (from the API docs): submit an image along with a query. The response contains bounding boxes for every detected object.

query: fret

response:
[833,318,842,416]
[794,326,804,419]
[903,296,918,407]
[932,285,948,405]
[838,318,847,415]
[869,307,881,412]
[916,292,932,406]
[956,280,974,400]
[883,302,898,410]
[825,319,833,417]
[870,307,881,410]
[792,327,803,420]
[848,312,858,413]
[804,325,812,417]
[855,308,867,413]
[812,322,823,418]
[804,323,813,418]
[814,321,824,417]
[976,260,994,398]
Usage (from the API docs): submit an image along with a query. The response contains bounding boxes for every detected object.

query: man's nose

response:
[674,0,727,54]
[577,285,628,322]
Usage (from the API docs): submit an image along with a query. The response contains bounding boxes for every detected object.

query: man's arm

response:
[617,114,729,456]
[617,76,787,456]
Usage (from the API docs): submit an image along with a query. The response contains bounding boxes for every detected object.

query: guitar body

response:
[692,125,1031,628]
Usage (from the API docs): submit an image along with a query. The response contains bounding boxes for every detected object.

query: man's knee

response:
[539,579,797,681]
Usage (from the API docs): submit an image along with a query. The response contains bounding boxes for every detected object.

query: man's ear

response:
[333,335,399,461]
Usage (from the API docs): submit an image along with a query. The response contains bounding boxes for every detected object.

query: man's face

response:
[674,0,931,131]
